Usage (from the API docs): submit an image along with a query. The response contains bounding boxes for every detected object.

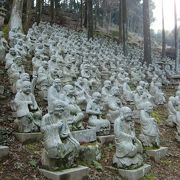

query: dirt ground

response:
[0,61,180,180]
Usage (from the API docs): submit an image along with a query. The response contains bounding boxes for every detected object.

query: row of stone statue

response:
[0,21,175,173]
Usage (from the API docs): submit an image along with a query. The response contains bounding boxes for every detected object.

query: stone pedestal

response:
[0,146,9,159]
[118,164,151,180]
[97,135,114,145]
[72,129,96,144]
[40,166,89,180]
[146,147,168,162]
[79,143,101,163]
[14,132,43,144]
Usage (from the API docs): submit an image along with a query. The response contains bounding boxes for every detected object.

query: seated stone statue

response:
[106,87,122,124]
[113,107,143,169]
[48,79,64,114]
[41,100,80,170]
[166,96,177,127]
[63,85,84,131]
[86,92,110,135]
[139,101,160,148]
[14,81,42,133]
[15,73,30,93]
[5,48,17,70]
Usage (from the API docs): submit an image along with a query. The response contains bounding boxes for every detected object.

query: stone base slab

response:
[14,132,43,144]
[97,135,114,145]
[72,129,96,144]
[118,164,151,180]
[0,146,9,159]
[146,147,168,162]
[40,165,89,180]
[79,143,101,163]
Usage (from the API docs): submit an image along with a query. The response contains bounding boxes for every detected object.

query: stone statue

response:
[48,79,64,113]
[86,92,110,135]
[14,81,42,133]
[113,107,144,169]
[63,85,84,131]
[41,100,80,170]
[139,101,160,148]
[166,96,177,127]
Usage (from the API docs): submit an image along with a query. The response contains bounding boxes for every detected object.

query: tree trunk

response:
[36,0,42,24]
[161,0,166,58]
[25,0,32,32]
[80,0,83,28]
[174,0,179,72]
[9,0,24,31]
[84,0,87,28]
[87,0,93,40]
[50,0,55,25]
[122,0,127,56]
[143,0,152,65]
[119,0,122,43]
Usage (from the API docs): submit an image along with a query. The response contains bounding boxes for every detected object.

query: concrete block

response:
[97,135,114,145]
[14,132,43,144]
[40,165,89,180]
[146,147,168,162]
[72,129,96,144]
[0,146,9,159]
[118,164,151,180]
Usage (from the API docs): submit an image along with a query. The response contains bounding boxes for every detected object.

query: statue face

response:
[54,104,65,116]
[124,111,132,121]
[22,83,31,94]
[10,51,16,56]
[146,103,153,113]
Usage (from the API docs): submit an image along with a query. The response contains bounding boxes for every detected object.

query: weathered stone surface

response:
[175,133,180,142]
[0,146,9,159]
[79,143,101,163]
[40,166,89,180]
[72,129,96,144]
[146,147,168,162]
[118,164,151,180]
[97,135,114,145]
[14,132,43,144]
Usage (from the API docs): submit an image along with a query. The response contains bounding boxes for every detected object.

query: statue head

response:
[136,86,143,95]
[104,80,111,89]
[15,56,23,66]
[53,79,61,90]
[20,73,30,82]
[144,101,153,113]
[169,96,176,104]
[64,85,74,96]
[22,81,31,95]
[176,91,180,97]
[111,87,119,96]
[42,61,48,69]
[121,107,132,121]
[92,92,101,103]
[9,48,16,56]
[53,100,68,117]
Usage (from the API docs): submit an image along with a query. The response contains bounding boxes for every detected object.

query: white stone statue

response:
[63,85,84,131]
[139,101,160,147]
[113,107,144,169]
[86,92,111,135]
[14,81,42,133]
[41,100,80,170]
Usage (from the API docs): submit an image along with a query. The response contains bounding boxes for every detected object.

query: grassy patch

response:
[144,173,157,180]
[2,24,9,40]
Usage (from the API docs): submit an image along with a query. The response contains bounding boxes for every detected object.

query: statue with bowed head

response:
[41,100,80,170]
[113,107,144,169]
[86,92,111,136]
[14,81,42,133]
[139,101,160,148]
